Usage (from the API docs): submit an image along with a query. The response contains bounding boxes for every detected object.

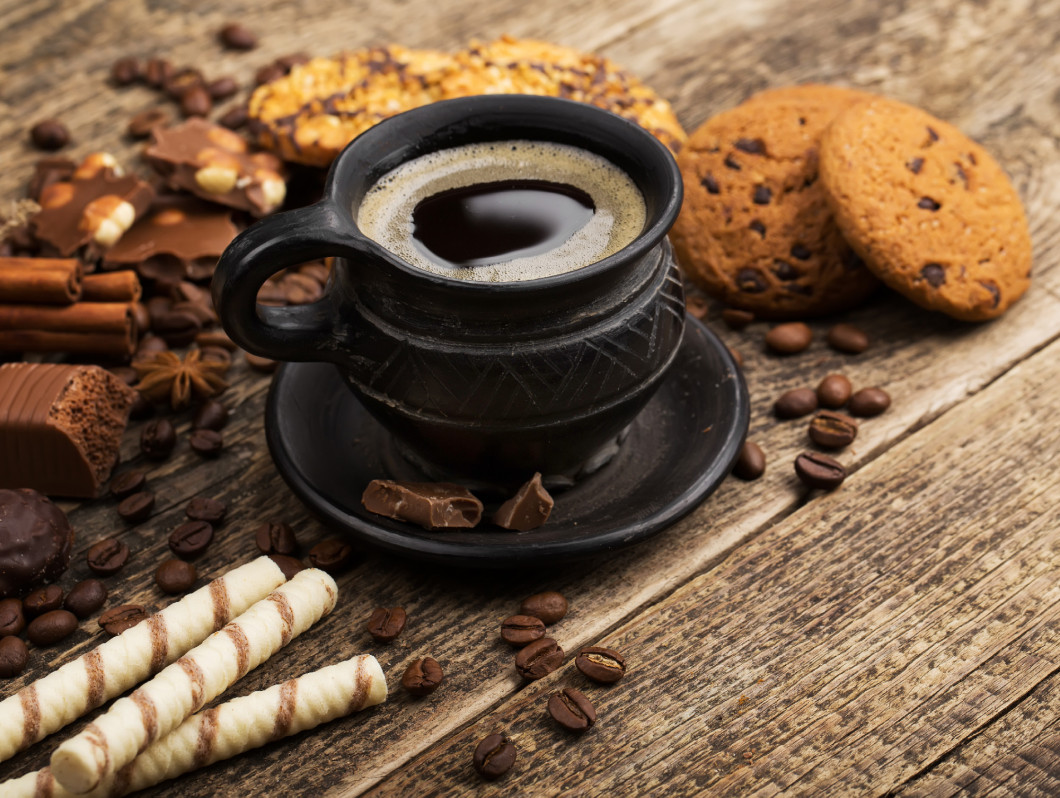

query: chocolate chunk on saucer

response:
[493,472,554,531]
[362,479,483,530]
[143,119,286,216]
[0,488,74,598]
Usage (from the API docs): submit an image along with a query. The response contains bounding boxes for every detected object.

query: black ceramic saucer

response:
[265,318,748,568]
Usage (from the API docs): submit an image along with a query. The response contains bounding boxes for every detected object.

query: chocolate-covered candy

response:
[23,584,63,616]
[492,473,553,532]
[362,480,483,530]
[64,579,108,618]
[0,488,74,598]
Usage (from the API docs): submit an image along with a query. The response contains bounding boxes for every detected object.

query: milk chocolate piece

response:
[102,196,239,281]
[362,480,483,530]
[144,119,286,216]
[0,488,74,598]
[0,363,137,498]
[492,472,554,531]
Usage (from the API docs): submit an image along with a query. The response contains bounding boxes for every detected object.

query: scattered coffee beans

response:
[23,585,63,616]
[849,387,891,417]
[254,522,298,556]
[732,440,766,481]
[721,308,755,330]
[794,451,846,490]
[27,610,78,646]
[219,22,258,50]
[500,615,546,647]
[180,85,213,118]
[816,374,852,409]
[186,496,226,524]
[207,76,240,101]
[126,109,169,139]
[192,399,229,431]
[0,598,25,637]
[575,646,626,684]
[144,58,174,88]
[87,538,130,576]
[765,322,812,354]
[189,428,223,457]
[64,580,108,619]
[141,419,177,460]
[169,520,214,559]
[308,538,354,574]
[366,607,407,642]
[218,105,249,130]
[520,591,568,625]
[0,636,28,678]
[515,637,564,680]
[30,119,70,151]
[827,323,869,354]
[117,491,155,523]
[401,656,444,696]
[155,559,197,594]
[774,388,818,419]
[808,410,858,449]
[109,469,147,499]
[99,604,149,635]
[268,554,305,580]
[472,732,516,781]
[110,56,142,86]
[548,688,597,733]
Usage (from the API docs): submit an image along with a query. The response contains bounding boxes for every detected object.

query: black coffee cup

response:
[214,95,685,485]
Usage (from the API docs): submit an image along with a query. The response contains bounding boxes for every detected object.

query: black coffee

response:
[411,179,595,269]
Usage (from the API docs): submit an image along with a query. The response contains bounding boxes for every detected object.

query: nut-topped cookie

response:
[670,88,879,318]
[819,96,1032,320]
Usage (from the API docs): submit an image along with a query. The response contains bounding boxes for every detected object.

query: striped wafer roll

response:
[0,557,285,764]
[2,654,386,798]
[50,568,338,794]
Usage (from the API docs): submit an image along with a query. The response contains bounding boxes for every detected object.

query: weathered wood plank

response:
[364,336,1060,797]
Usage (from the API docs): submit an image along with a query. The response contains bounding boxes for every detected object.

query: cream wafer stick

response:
[50,568,338,794]
[0,557,285,764]
[2,654,386,798]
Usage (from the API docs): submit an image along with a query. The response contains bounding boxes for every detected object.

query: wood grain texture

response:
[0,0,1058,795]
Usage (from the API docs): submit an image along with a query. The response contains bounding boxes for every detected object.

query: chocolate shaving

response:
[493,473,554,531]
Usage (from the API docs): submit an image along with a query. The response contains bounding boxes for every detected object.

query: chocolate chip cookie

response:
[670,88,879,318]
[820,96,1032,320]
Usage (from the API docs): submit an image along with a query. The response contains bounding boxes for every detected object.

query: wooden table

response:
[2,0,1059,794]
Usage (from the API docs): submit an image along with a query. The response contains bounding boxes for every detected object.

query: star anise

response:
[133,350,229,411]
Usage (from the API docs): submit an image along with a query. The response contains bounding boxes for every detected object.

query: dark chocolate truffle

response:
[0,488,75,598]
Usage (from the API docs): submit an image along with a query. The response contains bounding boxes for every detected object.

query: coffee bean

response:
[87,538,130,576]
[765,322,812,354]
[472,732,516,781]
[401,656,443,696]
[207,76,240,100]
[816,374,853,409]
[186,496,226,524]
[500,614,546,647]
[163,67,204,100]
[849,387,891,417]
[366,607,407,642]
[808,410,858,449]
[794,451,847,490]
[117,491,155,523]
[515,637,564,680]
[109,469,147,499]
[64,580,108,619]
[180,85,213,118]
[218,105,249,130]
[155,559,197,594]
[27,610,78,646]
[127,109,169,139]
[307,538,354,574]
[0,598,25,637]
[23,585,63,616]
[219,22,258,50]
[152,310,202,347]
[0,636,28,678]
[129,393,154,421]
[141,419,177,460]
[110,57,142,86]
[169,520,214,559]
[519,591,568,625]
[191,401,229,436]
[268,554,305,580]
[30,120,70,151]
[144,58,174,88]
[826,323,869,354]
[189,428,223,457]
[99,604,149,635]
[547,688,596,733]
[254,63,286,87]
[774,388,818,419]
[254,522,297,556]
[732,440,766,481]
[721,308,755,330]
[575,646,626,683]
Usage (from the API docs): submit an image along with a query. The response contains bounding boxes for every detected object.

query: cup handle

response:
[212,200,367,364]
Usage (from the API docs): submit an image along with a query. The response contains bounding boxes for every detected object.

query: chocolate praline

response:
[0,488,74,598]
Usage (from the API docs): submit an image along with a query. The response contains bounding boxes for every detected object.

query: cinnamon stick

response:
[0,330,136,358]
[0,257,82,304]
[82,270,142,302]
[0,302,136,357]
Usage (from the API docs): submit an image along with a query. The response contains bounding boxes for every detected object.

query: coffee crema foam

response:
[356,140,646,282]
